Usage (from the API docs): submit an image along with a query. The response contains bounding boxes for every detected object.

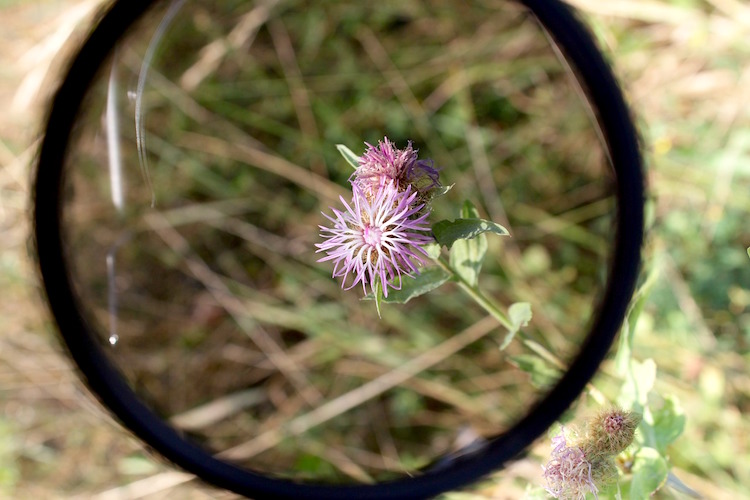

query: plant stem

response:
[433,256,608,404]
[434,256,512,330]
[435,255,532,344]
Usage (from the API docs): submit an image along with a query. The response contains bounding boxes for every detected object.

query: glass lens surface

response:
[61,0,615,484]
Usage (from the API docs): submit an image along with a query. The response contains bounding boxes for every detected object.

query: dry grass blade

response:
[219,316,498,461]
[169,388,267,431]
[564,0,697,23]
[180,0,281,91]
[89,471,195,500]
[177,132,346,204]
[144,211,324,407]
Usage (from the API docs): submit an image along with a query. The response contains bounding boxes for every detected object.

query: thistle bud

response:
[586,407,641,456]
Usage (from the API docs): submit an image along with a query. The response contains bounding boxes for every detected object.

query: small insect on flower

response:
[316,182,434,298]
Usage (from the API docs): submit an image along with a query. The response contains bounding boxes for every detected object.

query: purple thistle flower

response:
[543,428,600,500]
[316,182,433,298]
[352,137,440,201]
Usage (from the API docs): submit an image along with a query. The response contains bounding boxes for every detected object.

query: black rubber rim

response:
[33,1,644,498]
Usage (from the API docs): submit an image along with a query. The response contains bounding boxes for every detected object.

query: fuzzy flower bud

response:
[586,407,641,456]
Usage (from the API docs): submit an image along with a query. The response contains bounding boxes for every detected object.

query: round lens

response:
[35,0,643,497]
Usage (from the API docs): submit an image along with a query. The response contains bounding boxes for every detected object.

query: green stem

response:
[434,255,608,404]
[434,256,512,330]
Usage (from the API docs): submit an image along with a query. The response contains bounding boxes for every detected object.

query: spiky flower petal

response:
[316,182,433,297]
[543,428,599,500]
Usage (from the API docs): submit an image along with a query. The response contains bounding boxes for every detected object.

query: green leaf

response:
[336,144,360,169]
[374,279,383,318]
[499,302,532,350]
[442,201,503,287]
[618,358,656,411]
[615,268,658,376]
[509,354,561,389]
[648,394,686,453]
[520,485,550,500]
[117,455,160,476]
[665,471,703,498]
[432,217,510,250]
[450,227,487,287]
[461,200,480,222]
[295,453,336,477]
[423,242,442,260]
[363,267,452,304]
[629,447,668,500]
[597,481,624,500]
[616,316,632,374]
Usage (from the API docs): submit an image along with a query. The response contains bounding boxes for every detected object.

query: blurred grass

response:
[1,0,749,498]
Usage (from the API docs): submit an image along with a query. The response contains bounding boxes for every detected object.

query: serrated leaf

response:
[630,447,668,500]
[499,302,532,349]
[510,354,561,388]
[336,144,360,169]
[432,218,510,249]
[363,267,451,304]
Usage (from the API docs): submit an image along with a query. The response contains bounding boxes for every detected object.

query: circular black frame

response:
[33,0,644,498]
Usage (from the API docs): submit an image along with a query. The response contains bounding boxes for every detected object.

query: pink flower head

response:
[352,137,440,201]
[316,182,433,297]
